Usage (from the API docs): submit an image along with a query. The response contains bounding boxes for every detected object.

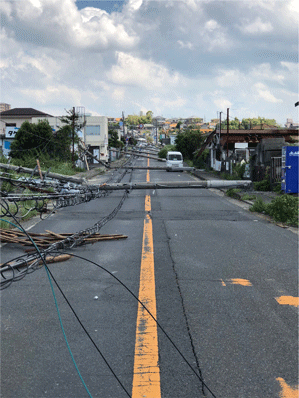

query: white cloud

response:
[111,87,126,101]
[177,40,194,50]
[280,62,298,75]
[216,69,244,88]
[250,64,285,84]
[0,0,297,125]
[205,20,219,32]
[213,98,232,110]
[107,52,182,90]
[254,83,283,103]
[20,85,81,105]
[238,17,273,34]
[1,0,138,51]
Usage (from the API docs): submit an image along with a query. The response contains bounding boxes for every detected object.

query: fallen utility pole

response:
[121,166,195,171]
[0,163,86,184]
[97,180,251,190]
[121,151,165,162]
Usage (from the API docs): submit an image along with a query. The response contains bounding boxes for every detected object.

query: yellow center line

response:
[132,158,161,398]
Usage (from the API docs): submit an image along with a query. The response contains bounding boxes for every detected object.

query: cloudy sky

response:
[0,0,298,125]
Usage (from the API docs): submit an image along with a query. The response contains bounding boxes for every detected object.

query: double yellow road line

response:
[132,158,161,398]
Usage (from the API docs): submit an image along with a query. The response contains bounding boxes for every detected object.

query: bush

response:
[267,195,299,225]
[253,178,271,191]
[175,130,203,159]
[193,149,209,168]
[158,145,176,158]
[249,198,268,213]
[226,188,241,198]
[233,163,246,179]
[273,183,282,194]
[241,193,257,201]
[250,195,299,226]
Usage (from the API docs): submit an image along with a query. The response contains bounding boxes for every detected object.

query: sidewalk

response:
[191,168,279,204]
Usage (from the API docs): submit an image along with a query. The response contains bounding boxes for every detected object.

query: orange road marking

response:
[275,296,299,307]
[132,175,161,396]
[229,278,252,286]
[221,279,252,286]
[276,377,299,398]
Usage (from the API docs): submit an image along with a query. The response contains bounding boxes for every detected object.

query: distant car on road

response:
[166,151,183,170]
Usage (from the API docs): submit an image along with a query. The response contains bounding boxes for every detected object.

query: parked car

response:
[166,151,183,170]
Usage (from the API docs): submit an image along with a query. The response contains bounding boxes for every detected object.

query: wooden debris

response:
[0,229,128,249]
[0,254,72,269]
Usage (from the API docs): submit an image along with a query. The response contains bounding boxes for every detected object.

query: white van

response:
[166,151,183,170]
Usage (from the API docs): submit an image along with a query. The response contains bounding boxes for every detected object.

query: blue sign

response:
[3,140,11,157]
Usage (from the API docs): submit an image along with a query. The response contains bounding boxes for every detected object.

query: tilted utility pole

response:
[219,111,222,143]
[122,111,125,144]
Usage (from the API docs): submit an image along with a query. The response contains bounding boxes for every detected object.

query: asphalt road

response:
[1,155,298,398]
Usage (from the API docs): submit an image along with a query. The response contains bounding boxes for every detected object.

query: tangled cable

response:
[0,159,135,286]
[0,154,218,397]
[0,157,134,220]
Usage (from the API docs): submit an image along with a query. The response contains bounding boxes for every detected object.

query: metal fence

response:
[271,157,282,184]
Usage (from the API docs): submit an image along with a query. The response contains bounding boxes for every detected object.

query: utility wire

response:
[1,217,94,398]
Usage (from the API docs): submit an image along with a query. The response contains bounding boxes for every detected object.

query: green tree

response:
[241,117,278,129]
[126,111,153,126]
[108,130,124,148]
[60,108,85,164]
[10,120,55,159]
[145,110,153,124]
[175,129,203,159]
[53,125,73,161]
[126,114,139,126]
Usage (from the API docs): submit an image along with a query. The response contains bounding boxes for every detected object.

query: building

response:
[285,118,299,129]
[0,107,53,156]
[0,103,11,113]
[32,115,109,163]
[206,128,298,171]
[0,107,109,164]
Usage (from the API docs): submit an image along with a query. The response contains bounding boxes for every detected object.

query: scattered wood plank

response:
[0,228,128,250]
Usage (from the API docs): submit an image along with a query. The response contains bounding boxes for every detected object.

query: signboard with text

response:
[5,127,19,138]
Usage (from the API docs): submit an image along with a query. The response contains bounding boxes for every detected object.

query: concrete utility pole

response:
[0,163,86,184]
[72,107,75,167]
[226,108,229,158]
[122,111,125,144]
[219,111,223,143]
[96,180,251,191]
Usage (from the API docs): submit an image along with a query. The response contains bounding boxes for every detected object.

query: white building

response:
[33,115,109,163]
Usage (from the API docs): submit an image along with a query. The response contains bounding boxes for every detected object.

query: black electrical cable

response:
[45,250,218,398]
[37,253,132,397]
[1,213,129,398]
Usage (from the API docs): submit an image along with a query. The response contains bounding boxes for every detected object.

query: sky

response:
[0,0,298,125]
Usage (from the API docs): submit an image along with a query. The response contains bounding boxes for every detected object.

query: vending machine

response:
[281,146,299,194]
